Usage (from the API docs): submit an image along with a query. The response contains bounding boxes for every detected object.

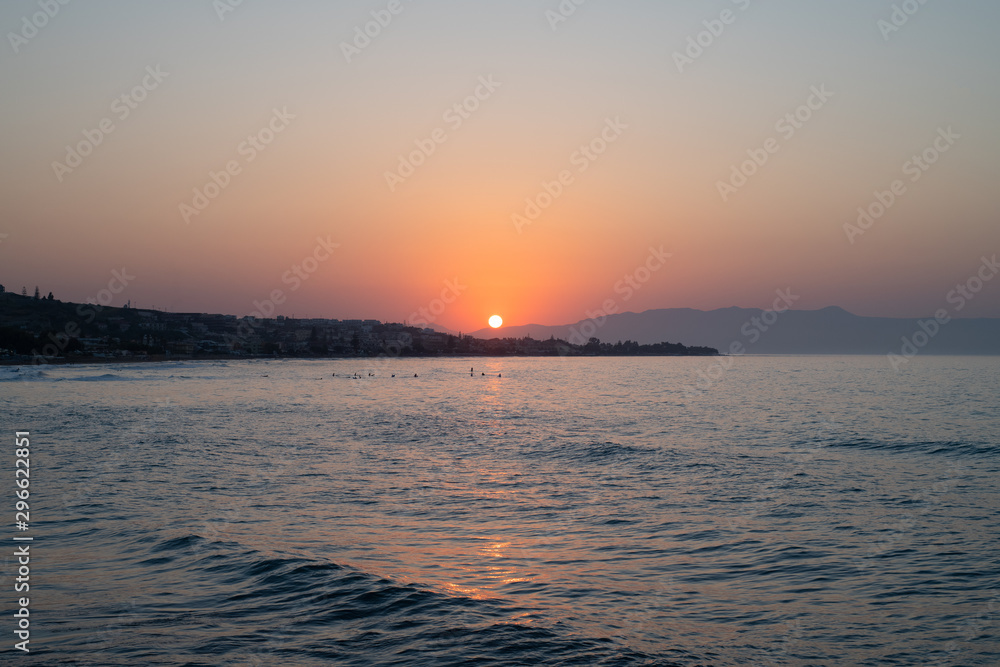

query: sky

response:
[2,0,999,332]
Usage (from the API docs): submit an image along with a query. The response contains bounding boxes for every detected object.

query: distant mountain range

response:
[465,307,1000,355]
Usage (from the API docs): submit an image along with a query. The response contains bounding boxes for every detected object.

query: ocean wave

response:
[65,373,135,382]
[827,437,999,458]
[119,534,697,666]
[525,439,654,465]
[0,367,51,381]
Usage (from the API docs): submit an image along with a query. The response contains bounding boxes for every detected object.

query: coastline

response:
[1,348,720,367]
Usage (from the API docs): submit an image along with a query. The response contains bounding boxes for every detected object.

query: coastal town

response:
[0,287,718,364]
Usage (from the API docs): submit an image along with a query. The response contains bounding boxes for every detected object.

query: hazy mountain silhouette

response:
[467,307,1000,354]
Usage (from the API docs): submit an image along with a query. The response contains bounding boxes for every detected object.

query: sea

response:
[1,355,998,666]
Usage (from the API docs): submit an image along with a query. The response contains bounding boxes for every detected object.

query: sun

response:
[488,315,503,328]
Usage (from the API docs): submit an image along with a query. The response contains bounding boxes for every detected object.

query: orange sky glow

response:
[2,2,999,331]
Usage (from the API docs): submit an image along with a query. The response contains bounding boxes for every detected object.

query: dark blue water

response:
[2,356,999,665]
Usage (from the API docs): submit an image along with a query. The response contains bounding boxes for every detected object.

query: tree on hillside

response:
[21,287,27,296]
[47,292,54,300]
[33,286,40,299]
